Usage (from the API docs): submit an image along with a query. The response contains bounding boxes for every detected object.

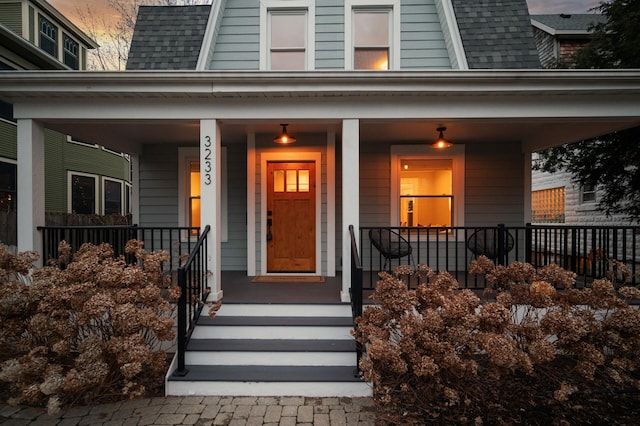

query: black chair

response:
[466,228,514,261]
[369,228,414,271]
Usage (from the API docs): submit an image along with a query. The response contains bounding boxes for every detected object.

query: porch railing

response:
[38,225,200,271]
[359,224,640,290]
[173,225,210,377]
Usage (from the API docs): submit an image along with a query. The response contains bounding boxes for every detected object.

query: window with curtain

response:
[353,9,390,70]
[269,10,307,70]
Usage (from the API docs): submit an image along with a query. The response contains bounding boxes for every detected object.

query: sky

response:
[49,0,605,31]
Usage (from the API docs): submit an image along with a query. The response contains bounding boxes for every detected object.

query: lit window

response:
[39,15,57,58]
[399,159,453,227]
[70,173,96,214]
[581,184,596,204]
[0,160,17,212]
[63,34,79,69]
[532,187,565,223]
[190,161,201,233]
[103,179,123,215]
[269,11,307,70]
[353,9,390,70]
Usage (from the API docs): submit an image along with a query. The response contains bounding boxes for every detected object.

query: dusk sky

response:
[49,0,605,31]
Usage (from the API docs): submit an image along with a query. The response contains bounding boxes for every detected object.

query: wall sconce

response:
[273,124,296,144]
[431,126,453,149]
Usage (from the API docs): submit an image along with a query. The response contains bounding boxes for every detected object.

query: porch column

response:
[17,119,45,265]
[341,119,360,302]
[130,154,140,225]
[200,120,222,300]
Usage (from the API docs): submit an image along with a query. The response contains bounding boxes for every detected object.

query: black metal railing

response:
[173,225,210,377]
[348,225,364,376]
[38,225,200,271]
[359,224,640,290]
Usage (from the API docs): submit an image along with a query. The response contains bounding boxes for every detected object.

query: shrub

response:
[354,258,640,424]
[0,240,180,413]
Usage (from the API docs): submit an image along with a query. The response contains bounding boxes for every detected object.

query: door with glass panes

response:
[266,161,316,272]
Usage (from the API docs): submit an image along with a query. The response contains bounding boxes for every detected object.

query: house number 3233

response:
[203,136,213,186]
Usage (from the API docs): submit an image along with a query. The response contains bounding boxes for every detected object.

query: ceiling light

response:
[431,126,453,149]
[273,124,296,144]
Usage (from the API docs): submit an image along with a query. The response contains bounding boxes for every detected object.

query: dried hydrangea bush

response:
[0,240,180,413]
[354,258,640,424]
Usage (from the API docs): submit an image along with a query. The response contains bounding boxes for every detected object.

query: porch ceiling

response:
[3,70,640,153]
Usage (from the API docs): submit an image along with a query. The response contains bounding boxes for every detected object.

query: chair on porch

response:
[369,228,414,271]
[466,228,515,261]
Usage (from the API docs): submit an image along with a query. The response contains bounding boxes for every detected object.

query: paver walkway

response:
[0,396,376,425]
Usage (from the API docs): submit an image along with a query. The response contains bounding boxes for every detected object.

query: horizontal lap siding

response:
[360,142,390,226]
[209,0,259,70]
[401,0,451,69]
[465,142,525,226]
[223,143,248,270]
[139,144,179,226]
[316,0,344,69]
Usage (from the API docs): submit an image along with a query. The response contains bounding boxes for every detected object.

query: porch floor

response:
[219,271,346,304]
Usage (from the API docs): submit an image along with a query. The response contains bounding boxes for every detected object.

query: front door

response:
[266,161,316,272]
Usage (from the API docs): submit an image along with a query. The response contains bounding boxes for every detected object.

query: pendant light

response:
[273,124,297,144]
[431,126,453,149]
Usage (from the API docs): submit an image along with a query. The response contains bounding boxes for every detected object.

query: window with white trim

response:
[103,178,123,215]
[39,14,57,58]
[68,172,98,214]
[345,0,400,70]
[260,0,315,70]
[581,184,596,204]
[391,145,465,231]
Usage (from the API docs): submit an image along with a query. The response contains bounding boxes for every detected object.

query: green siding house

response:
[0,0,131,247]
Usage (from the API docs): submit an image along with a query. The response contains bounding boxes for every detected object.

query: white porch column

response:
[17,119,45,264]
[129,154,140,225]
[341,119,360,302]
[200,120,222,300]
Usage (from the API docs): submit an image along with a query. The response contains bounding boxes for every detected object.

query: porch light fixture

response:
[431,126,453,149]
[273,124,296,144]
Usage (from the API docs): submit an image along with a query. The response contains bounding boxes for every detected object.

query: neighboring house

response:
[0,0,132,248]
[531,13,606,68]
[530,13,637,226]
[1,0,639,396]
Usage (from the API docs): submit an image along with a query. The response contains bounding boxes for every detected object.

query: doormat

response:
[251,275,325,283]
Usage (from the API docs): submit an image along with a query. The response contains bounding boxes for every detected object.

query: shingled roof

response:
[126,5,211,70]
[452,0,541,69]
[531,13,606,34]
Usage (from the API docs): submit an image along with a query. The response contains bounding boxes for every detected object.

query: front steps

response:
[165,303,371,397]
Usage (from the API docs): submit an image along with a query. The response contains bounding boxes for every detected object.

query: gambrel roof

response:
[126,5,211,70]
[126,0,542,71]
[452,0,540,69]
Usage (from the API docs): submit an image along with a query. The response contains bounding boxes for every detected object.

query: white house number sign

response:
[203,135,213,186]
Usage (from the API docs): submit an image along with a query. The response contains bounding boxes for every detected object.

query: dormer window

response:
[63,34,79,70]
[39,15,57,58]
[345,0,400,70]
[260,0,315,70]
[269,11,307,70]
[353,10,390,70]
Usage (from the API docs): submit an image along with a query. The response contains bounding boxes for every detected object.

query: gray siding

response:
[209,0,260,70]
[223,143,248,270]
[139,144,179,226]
[434,0,459,69]
[360,142,391,227]
[401,0,451,69]
[465,142,524,226]
[315,0,344,69]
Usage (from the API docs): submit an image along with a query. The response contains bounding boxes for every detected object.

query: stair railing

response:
[173,225,210,377]
[348,224,364,376]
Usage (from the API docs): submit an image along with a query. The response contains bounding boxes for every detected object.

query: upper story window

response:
[63,34,79,70]
[39,14,57,58]
[260,0,315,70]
[345,0,400,70]
[353,10,390,70]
